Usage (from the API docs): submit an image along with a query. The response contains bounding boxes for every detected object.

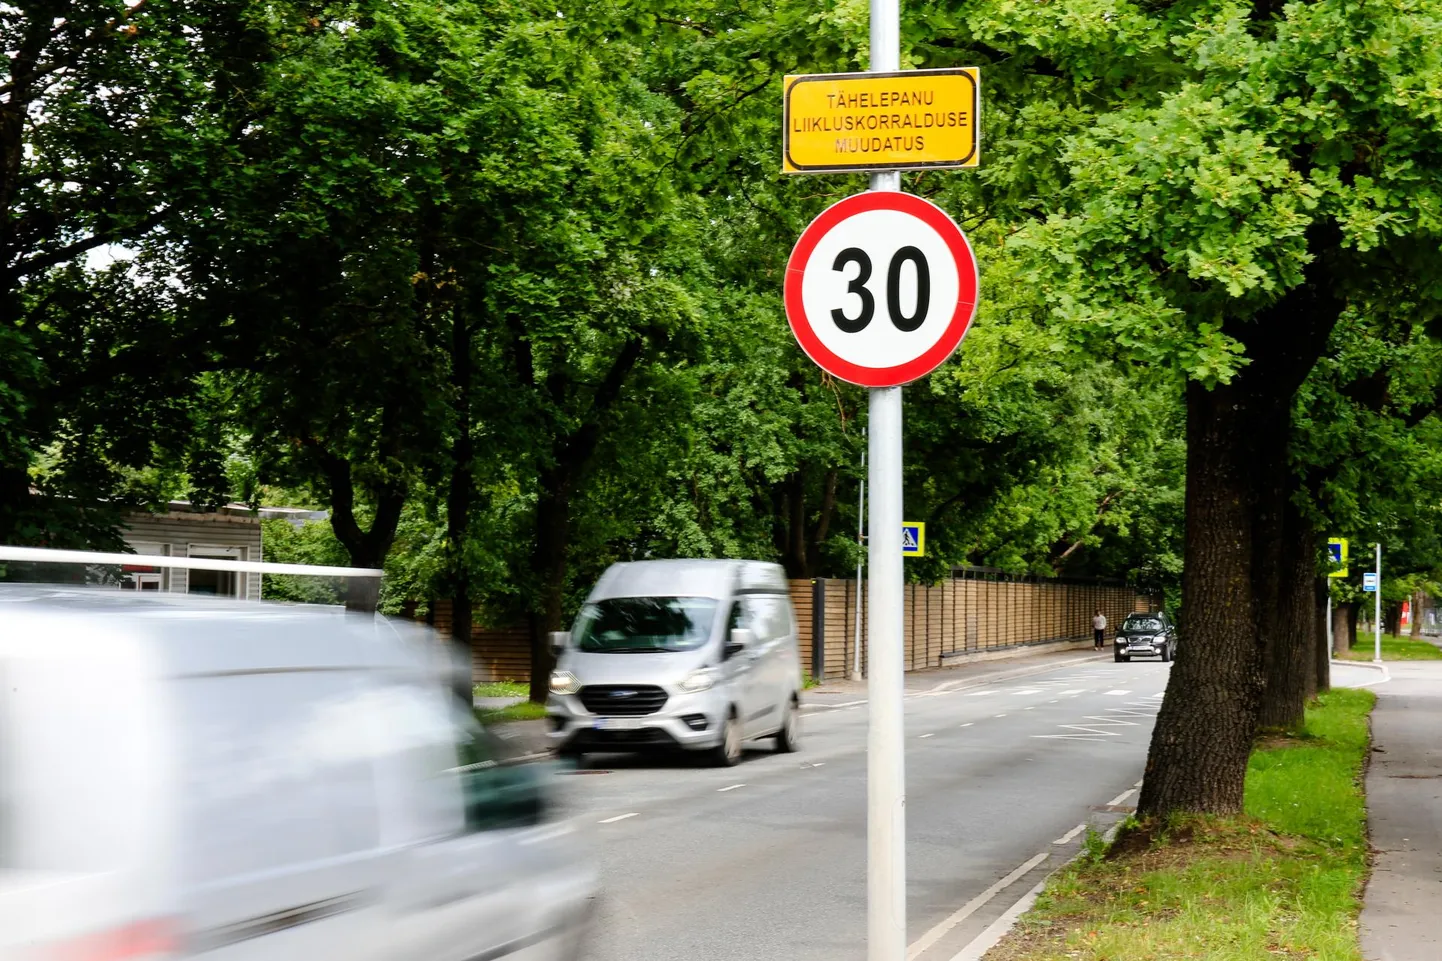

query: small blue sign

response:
[901,522,926,558]
[1363,572,1379,592]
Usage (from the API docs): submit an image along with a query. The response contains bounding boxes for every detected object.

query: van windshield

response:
[573,597,718,653]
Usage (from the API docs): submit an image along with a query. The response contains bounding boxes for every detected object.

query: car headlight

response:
[679,668,717,693]
[549,671,581,696]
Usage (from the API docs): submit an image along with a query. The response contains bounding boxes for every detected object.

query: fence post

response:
[812,578,826,681]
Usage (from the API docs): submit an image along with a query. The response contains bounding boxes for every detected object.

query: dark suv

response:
[1115,612,1177,662]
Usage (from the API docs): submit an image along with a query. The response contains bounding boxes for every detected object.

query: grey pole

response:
[868,387,905,961]
[867,4,904,955]
[1375,542,1383,663]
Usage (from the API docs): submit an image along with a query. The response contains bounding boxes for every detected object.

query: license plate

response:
[594,717,645,731]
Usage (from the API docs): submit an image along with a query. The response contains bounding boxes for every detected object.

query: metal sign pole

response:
[1375,542,1383,663]
[867,1,905,958]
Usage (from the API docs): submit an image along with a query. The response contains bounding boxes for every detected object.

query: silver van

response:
[0,584,595,961]
[546,560,803,766]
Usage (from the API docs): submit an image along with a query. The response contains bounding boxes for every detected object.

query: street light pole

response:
[1375,541,1383,663]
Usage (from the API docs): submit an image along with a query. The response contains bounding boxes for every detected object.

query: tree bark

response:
[1315,574,1331,694]
[527,471,571,704]
[1138,379,1263,816]
[1332,600,1352,656]
[1410,591,1423,639]
[1257,498,1315,731]
[313,443,406,613]
[447,307,475,703]
[1345,601,1360,649]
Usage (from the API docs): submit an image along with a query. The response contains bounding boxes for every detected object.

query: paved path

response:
[1361,661,1442,961]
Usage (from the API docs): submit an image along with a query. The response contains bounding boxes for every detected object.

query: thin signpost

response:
[1375,542,1383,663]
[780,1,979,955]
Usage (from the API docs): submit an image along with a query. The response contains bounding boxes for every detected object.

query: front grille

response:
[576,728,678,748]
[578,684,669,716]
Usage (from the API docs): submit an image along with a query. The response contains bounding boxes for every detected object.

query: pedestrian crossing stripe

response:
[902,522,926,557]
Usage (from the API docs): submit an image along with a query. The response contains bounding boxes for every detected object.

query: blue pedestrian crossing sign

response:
[1327,537,1349,578]
[902,522,926,558]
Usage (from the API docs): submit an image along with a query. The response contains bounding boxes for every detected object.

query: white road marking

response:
[717,784,746,793]
[994,713,1008,718]
[1012,689,1043,696]
[1057,725,1121,736]
[1047,699,1059,703]
[906,851,1050,960]
[598,813,638,824]
[965,690,1000,697]
[1107,788,1137,806]
[1104,690,1132,696]
[1052,823,1087,845]
[947,878,1047,961]
[1024,707,1036,711]
[1134,779,1144,788]
[1033,734,1110,741]
[919,733,935,739]
[1057,689,1085,695]
[960,722,974,728]
[519,823,576,846]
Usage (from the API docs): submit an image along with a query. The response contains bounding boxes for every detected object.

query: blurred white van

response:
[0,584,594,961]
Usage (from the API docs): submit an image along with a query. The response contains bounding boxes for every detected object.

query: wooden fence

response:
[416,573,1154,684]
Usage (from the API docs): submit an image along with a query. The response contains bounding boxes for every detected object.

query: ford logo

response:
[611,689,637,698]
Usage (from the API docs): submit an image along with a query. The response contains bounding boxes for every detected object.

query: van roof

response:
[0,585,459,680]
[589,559,789,600]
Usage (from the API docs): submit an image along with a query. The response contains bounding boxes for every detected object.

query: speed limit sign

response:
[784,191,978,387]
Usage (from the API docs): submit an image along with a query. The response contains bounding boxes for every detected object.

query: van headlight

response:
[679,668,717,693]
[549,671,581,696]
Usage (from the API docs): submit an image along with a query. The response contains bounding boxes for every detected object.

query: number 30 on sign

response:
[784,191,978,388]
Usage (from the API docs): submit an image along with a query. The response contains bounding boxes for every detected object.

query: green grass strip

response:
[1336,634,1442,661]
[989,687,1375,961]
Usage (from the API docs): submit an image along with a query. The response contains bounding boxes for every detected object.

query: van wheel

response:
[775,700,801,753]
[711,715,743,767]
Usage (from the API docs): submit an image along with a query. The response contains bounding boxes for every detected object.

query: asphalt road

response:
[538,651,1159,961]
[545,654,1385,961]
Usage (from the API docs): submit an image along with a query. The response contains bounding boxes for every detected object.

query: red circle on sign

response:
[784,191,978,387]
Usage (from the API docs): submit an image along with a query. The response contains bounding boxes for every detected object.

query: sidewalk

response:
[1361,661,1442,961]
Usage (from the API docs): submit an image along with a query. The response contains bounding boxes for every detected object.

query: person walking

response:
[1093,609,1107,649]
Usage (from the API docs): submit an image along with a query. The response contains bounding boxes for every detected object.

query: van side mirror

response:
[725,628,755,660]
[549,631,570,656]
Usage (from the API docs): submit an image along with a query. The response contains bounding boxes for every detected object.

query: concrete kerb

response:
[937,793,1137,961]
[1332,659,1392,687]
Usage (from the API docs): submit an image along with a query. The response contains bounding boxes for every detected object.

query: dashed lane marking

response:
[599,813,638,824]
[1052,823,1087,845]
[717,784,746,793]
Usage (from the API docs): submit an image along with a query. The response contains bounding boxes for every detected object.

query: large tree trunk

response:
[1315,574,1331,694]
[1257,499,1316,731]
[1346,601,1361,649]
[1410,591,1423,639]
[1138,380,1263,816]
[1332,600,1352,655]
[527,472,571,704]
[447,309,475,703]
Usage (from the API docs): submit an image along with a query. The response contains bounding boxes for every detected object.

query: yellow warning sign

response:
[783,68,980,175]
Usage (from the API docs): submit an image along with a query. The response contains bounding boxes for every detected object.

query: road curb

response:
[1333,659,1392,687]
[938,793,1136,961]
